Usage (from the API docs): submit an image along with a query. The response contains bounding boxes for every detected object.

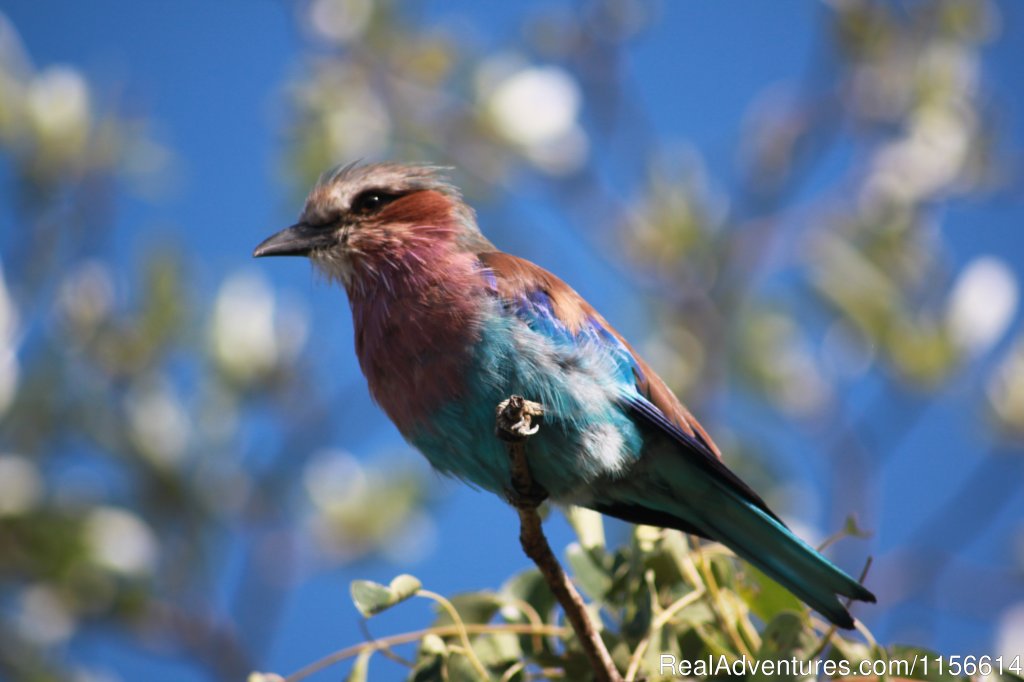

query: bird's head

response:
[253,162,488,289]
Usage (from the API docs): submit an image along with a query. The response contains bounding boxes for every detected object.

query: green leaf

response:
[420,634,448,657]
[566,542,612,600]
[389,574,423,602]
[888,646,962,682]
[350,580,394,617]
[350,574,422,617]
[410,634,448,682]
[446,652,493,682]
[247,674,285,682]
[432,592,502,627]
[473,632,522,667]
[739,565,804,622]
[621,570,654,639]
[345,650,371,682]
[829,635,871,668]
[643,623,682,676]
[410,652,446,682]
[565,506,605,550]
[694,621,738,659]
[673,600,715,629]
[501,570,555,623]
[752,613,817,682]
[842,514,871,539]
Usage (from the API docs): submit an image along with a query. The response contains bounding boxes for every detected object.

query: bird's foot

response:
[496,395,548,509]
[495,395,544,442]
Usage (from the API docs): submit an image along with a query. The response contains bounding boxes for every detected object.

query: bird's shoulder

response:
[476,250,722,459]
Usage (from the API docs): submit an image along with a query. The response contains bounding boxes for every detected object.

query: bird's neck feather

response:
[346,223,485,432]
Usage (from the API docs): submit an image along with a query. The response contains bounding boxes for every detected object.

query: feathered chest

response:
[348,262,487,432]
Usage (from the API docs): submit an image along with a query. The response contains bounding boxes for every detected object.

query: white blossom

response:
[996,602,1024,661]
[17,584,75,645]
[947,256,1018,355]
[484,64,588,174]
[211,270,308,381]
[308,0,373,44]
[0,454,42,515]
[27,66,89,140]
[84,507,158,575]
[126,377,190,467]
[303,449,367,511]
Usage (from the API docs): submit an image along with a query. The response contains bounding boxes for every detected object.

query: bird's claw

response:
[495,395,544,442]
[496,395,549,509]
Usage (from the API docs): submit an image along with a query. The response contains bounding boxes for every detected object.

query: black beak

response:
[253,223,335,258]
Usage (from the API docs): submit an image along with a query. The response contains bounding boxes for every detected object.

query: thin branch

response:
[495,396,623,682]
[418,589,490,679]
[624,587,705,682]
[283,623,569,682]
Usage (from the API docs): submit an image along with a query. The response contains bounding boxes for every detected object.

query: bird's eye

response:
[351,189,397,215]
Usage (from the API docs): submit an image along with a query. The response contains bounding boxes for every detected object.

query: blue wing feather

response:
[482,257,782,524]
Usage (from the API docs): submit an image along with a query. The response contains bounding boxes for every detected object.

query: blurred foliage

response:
[0,10,429,682]
[2,0,1024,680]
[255,514,1024,681]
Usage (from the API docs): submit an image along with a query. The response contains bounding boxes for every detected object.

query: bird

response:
[253,161,875,628]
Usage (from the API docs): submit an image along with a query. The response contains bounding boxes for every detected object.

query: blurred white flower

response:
[0,261,18,416]
[995,602,1024,660]
[0,454,42,516]
[488,66,580,145]
[27,66,90,141]
[302,68,391,161]
[308,0,373,44]
[17,584,75,645]
[211,270,308,382]
[126,377,190,468]
[303,449,367,511]
[988,341,1024,432]
[865,107,974,204]
[946,256,1018,355]
[325,89,390,160]
[921,42,979,102]
[84,507,158,575]
[484,64,587,174]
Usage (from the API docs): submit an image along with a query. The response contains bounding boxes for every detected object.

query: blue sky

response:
[5,0,1024,679]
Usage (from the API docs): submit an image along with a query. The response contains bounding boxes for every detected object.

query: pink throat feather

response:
[342,215,486,433]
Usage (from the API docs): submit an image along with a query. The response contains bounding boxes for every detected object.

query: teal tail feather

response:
[698,492,876,629]
[596,458,876,628]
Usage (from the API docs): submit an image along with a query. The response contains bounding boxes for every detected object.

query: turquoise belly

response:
[410,314,643,498]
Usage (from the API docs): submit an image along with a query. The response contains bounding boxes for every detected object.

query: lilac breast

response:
[349,250,485,433]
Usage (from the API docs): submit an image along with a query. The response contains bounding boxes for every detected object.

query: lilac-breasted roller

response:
[254,162,875,628]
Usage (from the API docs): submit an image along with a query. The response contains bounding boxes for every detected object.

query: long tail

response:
[608,396,876,628]
[695,489,875,629]
[595,471,876,628]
